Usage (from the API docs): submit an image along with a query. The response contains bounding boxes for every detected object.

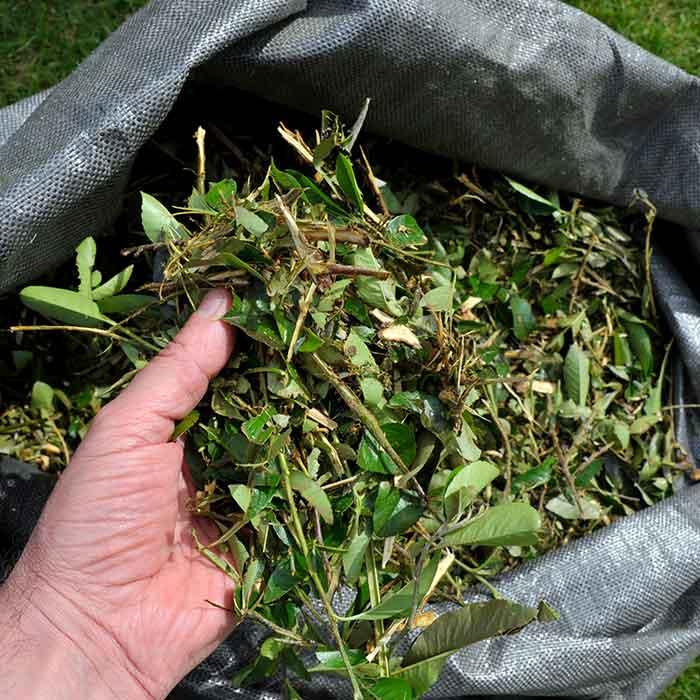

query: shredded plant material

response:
[5,105,688,699]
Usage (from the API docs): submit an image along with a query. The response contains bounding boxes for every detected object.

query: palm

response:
[19,291,237,698]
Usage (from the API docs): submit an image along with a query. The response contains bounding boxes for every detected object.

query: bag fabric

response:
[2,2,700,697]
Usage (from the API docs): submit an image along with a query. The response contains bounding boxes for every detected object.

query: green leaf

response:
[546,494,602,520]
[344,329,377,369]
[344,555,439,621]
[574,459,603,487]
[242,558,264,607]
[419,285,453,313]
[31,381,54,412]
[373,482,424,537]
[358,431,396,474]
[20,286,109,327]
[141,192,189,242]
[235,206,269,235]
[505,177,558,209]
[370,678,415,700]
[263,557,296,603]
[242,406,276,445]
[625,321,653,377]
[76,237,96,298]
[290,470,334,524]
[385,215,427,247]
[510,296,536,340]
[360,377,385,406]
[613,331,633,367]
[441,503,540,547]
[171,410,200,440]
[335,152,364,210]
[96,294,155,315]
[352,248,403,317]
[312,649,367,670]
[397,599,545,695]
[443,460,499,517]
[512,457,555,493]
[564,344,590,407]
[92,265,134,300]
[343,531,370,581]
[206,179,237,209]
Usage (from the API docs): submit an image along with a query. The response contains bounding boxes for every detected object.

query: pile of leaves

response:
[7,106,689,699]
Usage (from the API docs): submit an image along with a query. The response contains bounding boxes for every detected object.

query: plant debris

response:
[6,103,690,699]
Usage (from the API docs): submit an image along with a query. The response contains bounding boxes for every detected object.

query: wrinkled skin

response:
[0,289,237,700]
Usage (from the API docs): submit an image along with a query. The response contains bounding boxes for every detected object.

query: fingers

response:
[88,288,234,449]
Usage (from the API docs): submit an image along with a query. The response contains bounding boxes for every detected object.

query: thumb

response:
[87,288,235,449]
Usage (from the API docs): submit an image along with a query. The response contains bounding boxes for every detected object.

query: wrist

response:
[0,558,157,700]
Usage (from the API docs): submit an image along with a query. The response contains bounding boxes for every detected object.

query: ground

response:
[0,1,698,697]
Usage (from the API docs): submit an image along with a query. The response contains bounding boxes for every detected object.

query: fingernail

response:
[196,288,230,320]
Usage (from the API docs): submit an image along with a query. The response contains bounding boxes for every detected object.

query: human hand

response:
[0,289,236,700]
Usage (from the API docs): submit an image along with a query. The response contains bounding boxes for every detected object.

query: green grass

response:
[1,1,699,697]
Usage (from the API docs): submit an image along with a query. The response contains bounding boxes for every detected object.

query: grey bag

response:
[1,1,700,698]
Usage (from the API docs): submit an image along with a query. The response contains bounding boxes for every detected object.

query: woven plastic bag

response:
[2,2,700,697]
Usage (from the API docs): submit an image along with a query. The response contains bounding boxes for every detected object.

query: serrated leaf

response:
[335,152,364,210]
[512,457,555,493]
[235,206,268,235]
[441,503,540,547]
[263,557,296,603]
[92,265,134,300]
[373,482,424,538]
[20,286,109,327]
[385,215,427,247]
[290,470,334,524]
[76,237,96,298]
[344,329,377,369]
[564,343,590,407]
[397,599,546,695]
[343,531,370,581]
[141,192,189,242]
[510,296,536,340]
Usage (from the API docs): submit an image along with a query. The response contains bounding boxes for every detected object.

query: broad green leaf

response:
[370,678,415,700]
[564,344,590,407]
[373,482,423,537]
[206,179,237,209]
[357,424,415,475]
[335,152,364,210]
[92,265,134,300]
[360,377,385,406]
[312,649,367,670]
[397,599,546,695]
[344,329,378,369]
[290,470,334,524]
[20,286,109,327]
[625,321,653,377]
[141,192,189,242]
[441,503,540,547]
[269,161,302,191]
[546,494,602,520]
[444,461,499,517]
[31,381,54,412]
[263,557,296,603]
[385,215,427,247]
[574,459,604,487]
[343,555,439,621]
[512,457,555,493]
[235,206,268,235]
[352,248,403,316]
[419,285,453,313]
[343,531,370,581]
[76,237,96,298]
[242,406,276,444]
[505,177,558,209]
[242,558,264,607]
[613,331,633,367]
[96,294,155,315]
[510,296,536,340]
